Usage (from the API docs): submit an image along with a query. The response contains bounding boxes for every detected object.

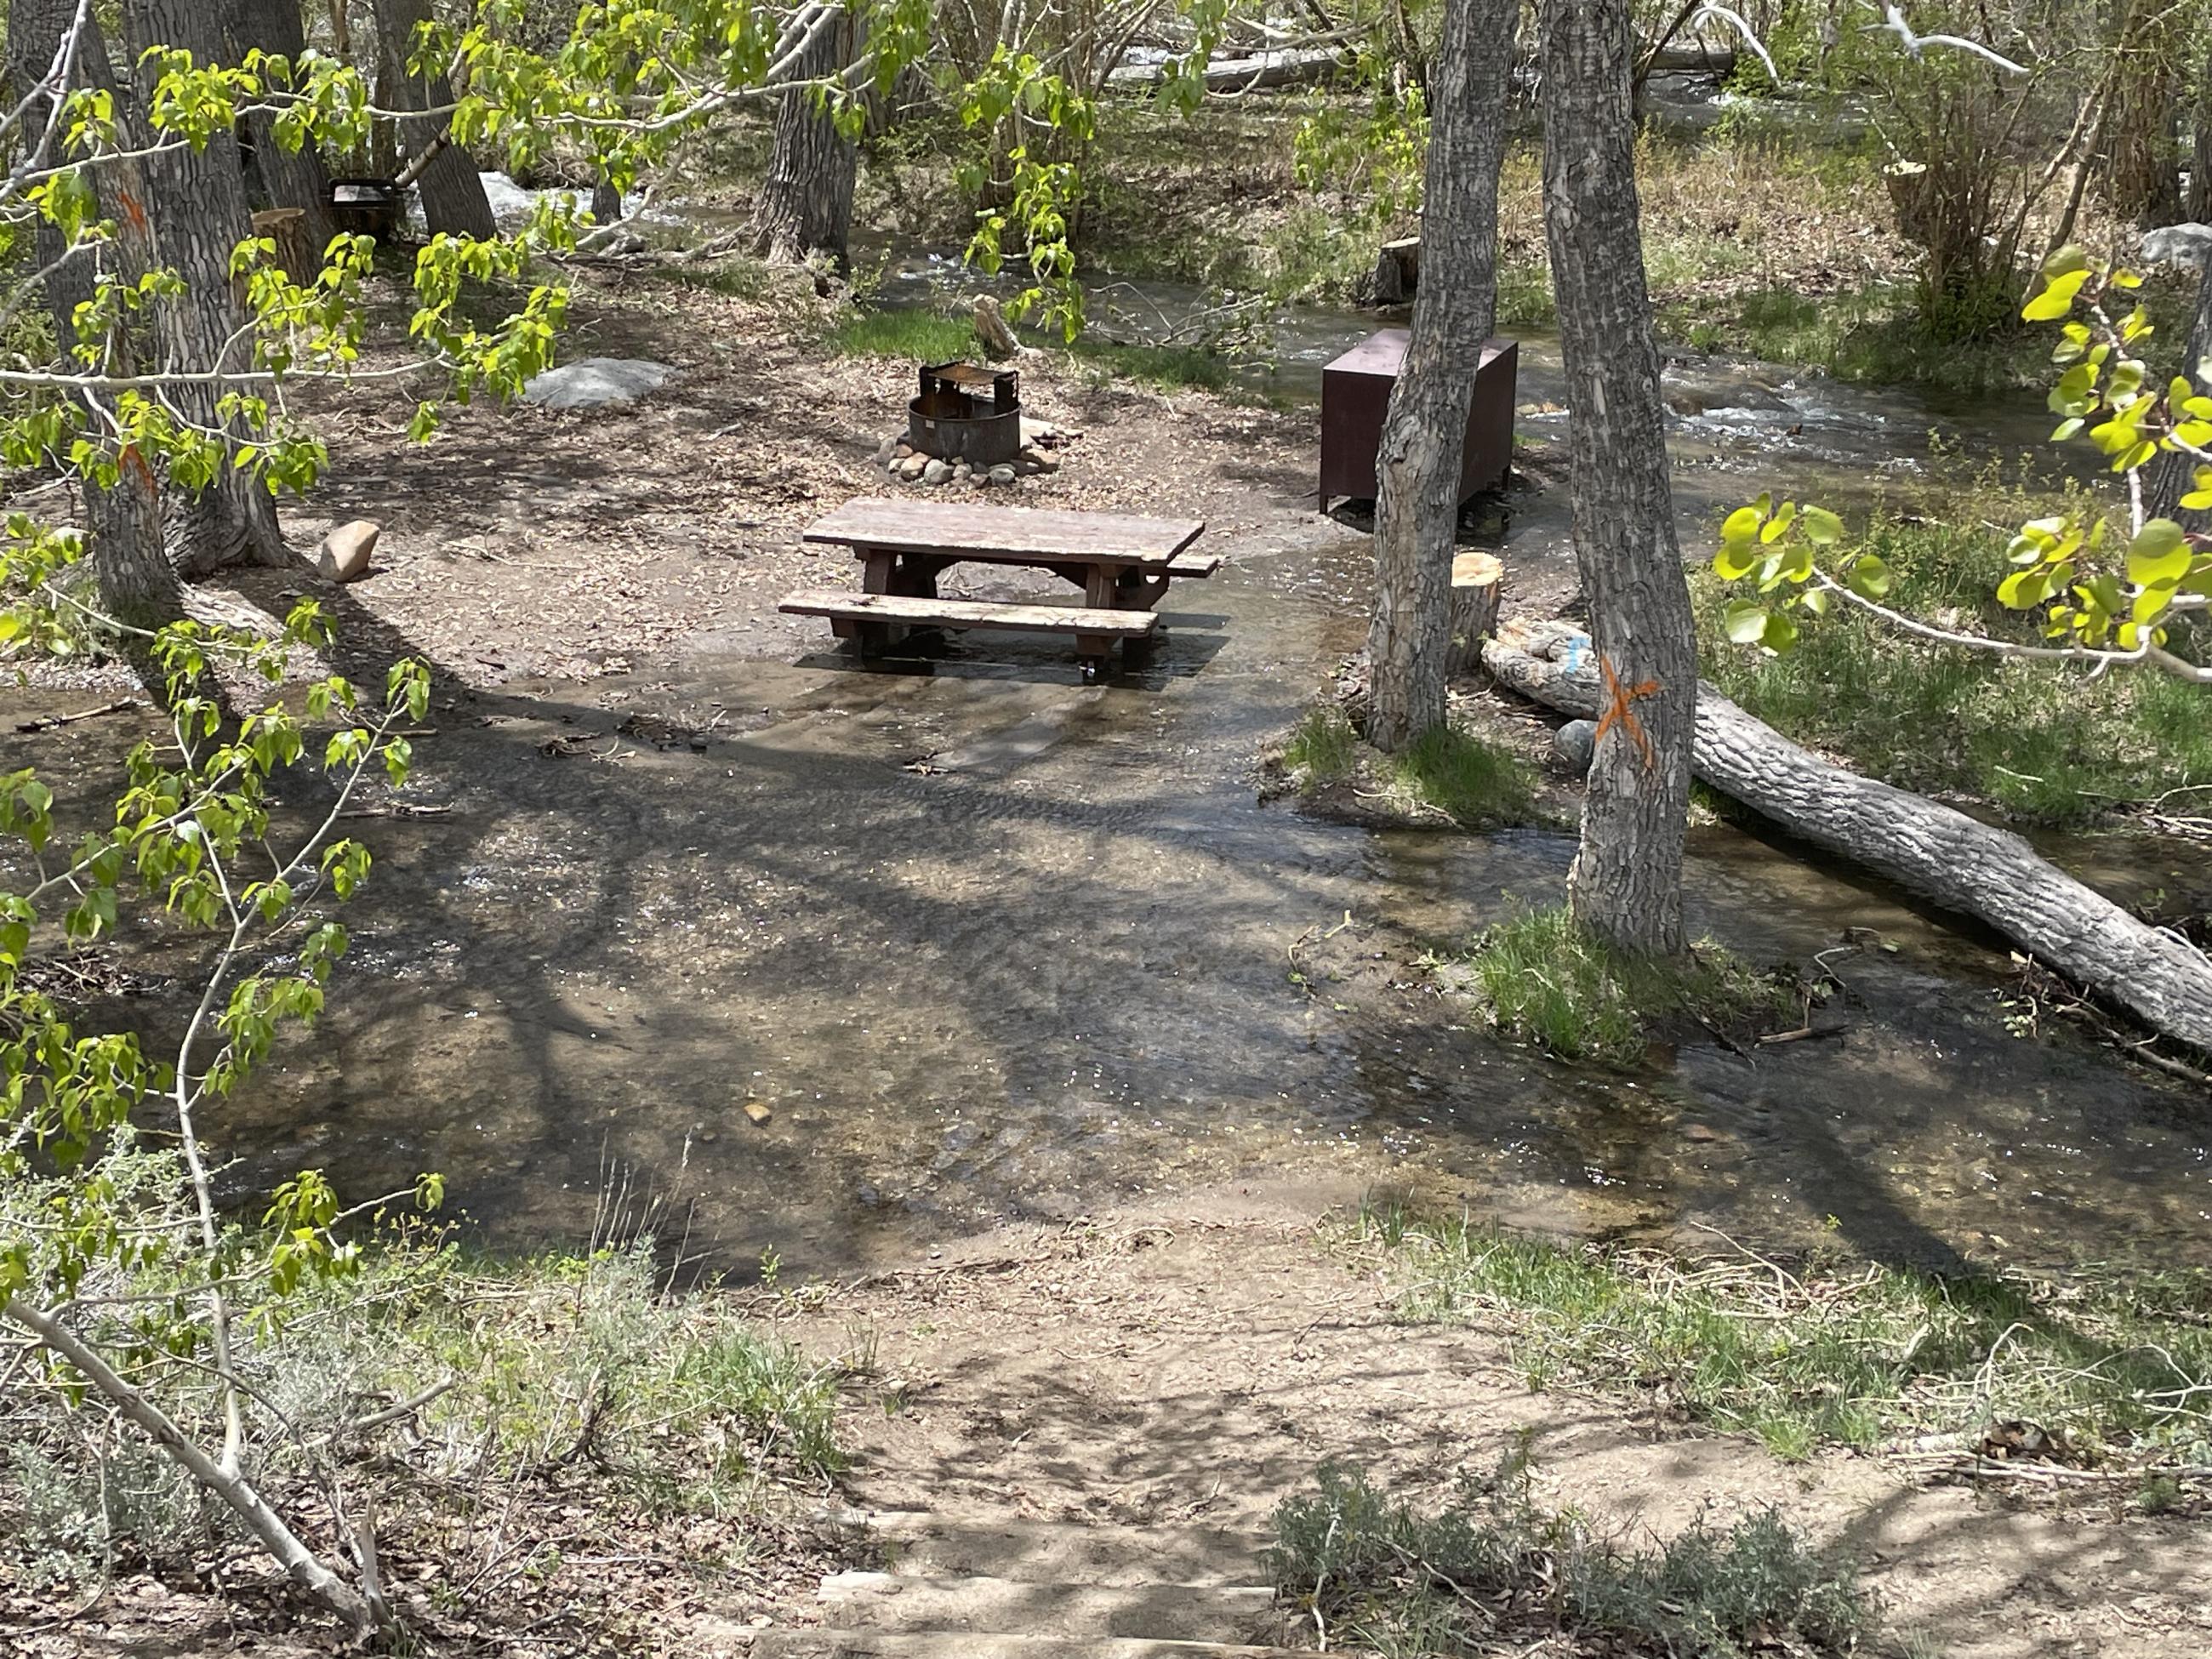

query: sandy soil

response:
[774,1182,2212,1659]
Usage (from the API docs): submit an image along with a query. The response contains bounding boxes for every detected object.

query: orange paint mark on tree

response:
[1593,654,1660,773]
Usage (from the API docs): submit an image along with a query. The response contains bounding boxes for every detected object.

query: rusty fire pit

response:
[909,361,1021,467]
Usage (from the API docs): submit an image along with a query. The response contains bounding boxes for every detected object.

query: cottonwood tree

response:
[374,0,498,237]
[1540,0,1698,956]
[122,0,294,577]
[1364,0,1516,753]
[230,0,339,254]
[750,3,862,268]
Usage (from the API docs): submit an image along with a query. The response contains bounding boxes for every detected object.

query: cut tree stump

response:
[1445,551,1502,677]
[249,208,316,282]
[1484,622,2212,1055]
[1370,236,1421,305]
[975,297,1021,362]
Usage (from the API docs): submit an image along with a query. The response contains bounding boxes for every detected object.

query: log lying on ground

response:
[1103,48,1348,95]
[1484,624,2212,1055]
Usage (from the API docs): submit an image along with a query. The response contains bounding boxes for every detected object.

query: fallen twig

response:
[14,697,142,733]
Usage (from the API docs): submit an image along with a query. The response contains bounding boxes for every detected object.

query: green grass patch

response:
[1457,904,1787,1068]
[1068,336,1241,394]
[1354,1200,2212,1483]
[1696,492,2212,824]
[1273,1462,1880,1659]
[825,306,979,361]
[1281,704,1360,790]
[1392,725,1536,827]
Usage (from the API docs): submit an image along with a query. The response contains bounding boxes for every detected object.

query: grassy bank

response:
[1273,1462,1881,1659]
[1442,904,1792,1068]
[1695,487,2212,825]
[1353,1200,2212,1493]
[1277,704,1542,829]
[4,1211,845,1629]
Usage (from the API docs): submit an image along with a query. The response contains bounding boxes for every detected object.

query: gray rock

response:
[1554,718,1598,778]
[314,519,380,583]
[1019,445,1061,474]
[2142,223,2212,267]
[922,459,952,486]
[987,465,1017,487]
[898,453,928,482]
[521,356,677,410]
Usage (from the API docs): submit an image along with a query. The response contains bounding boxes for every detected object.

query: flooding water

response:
[18,511,2205,1286]
[9,199,2206,1283]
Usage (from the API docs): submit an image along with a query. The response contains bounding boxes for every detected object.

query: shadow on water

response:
[13,521,2204,1286]
[2,249,2199,1284]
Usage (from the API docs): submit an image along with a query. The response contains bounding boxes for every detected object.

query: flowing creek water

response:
[7,233,2205,1283]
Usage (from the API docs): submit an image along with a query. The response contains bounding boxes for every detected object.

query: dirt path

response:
[765,1182,2212,1659]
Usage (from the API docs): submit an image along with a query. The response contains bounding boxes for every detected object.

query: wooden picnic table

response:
[785,498,1216,678]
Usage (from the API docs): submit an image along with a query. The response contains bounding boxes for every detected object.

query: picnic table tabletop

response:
[803,498,1206,568]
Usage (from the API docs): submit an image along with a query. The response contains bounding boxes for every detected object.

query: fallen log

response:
[1483,624,2212,1055]
[1103,48,1349,95]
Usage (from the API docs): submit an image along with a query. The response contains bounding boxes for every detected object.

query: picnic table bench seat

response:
[785,497,1213,678]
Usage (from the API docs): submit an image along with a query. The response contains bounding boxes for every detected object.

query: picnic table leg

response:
[1075,563,1122,681]
[848,547,899,655]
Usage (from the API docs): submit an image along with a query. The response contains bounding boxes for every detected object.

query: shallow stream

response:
[9,197,2204,1282]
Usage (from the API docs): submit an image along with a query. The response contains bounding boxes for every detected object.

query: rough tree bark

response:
[228,0,339,257]
[2190,42,2212,224]
[117,0,292,576]
[2105,0,2184,229]
[1540,0,1697,956]
[7,0,180,630]
[749,3,859,271]
[1363,0,1515,752]
[373,0,497,239]
[2147,254,2212,523]
[1485,626,2212,1055]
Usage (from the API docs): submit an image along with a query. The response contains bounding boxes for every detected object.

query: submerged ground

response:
[6,261,2204,1280]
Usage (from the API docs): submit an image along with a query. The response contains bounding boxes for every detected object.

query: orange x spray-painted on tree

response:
[1593,655,1660,772]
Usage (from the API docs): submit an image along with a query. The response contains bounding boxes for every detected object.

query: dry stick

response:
[0,1295,373,1631]
[12,697,142,733]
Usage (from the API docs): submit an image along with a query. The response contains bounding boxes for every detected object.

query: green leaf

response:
[1760,610,1799,653]
[1845,555,1892,600]
[1799,506,1844,546]
[2022,267,2091,322]
[2125,519,2193,586]
[1997,568,2051,609]
[1722,599,1770,645]
[1713,540,1760,581]
[1720,505,1764,543]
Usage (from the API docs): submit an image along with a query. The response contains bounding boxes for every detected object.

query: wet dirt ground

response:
[3,268,2207,1284]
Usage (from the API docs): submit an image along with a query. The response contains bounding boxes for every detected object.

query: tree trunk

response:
[2105,0,2184,229]
[6,0,181,630]
[228,0,339,258]
[2190,43,2212,223]
[373,0,496,238]
[1484,626,2212,1054]
[1363,0,1515,752]
[122,0,292,576]
[750,3,859,271]
[2147,254,2212,522]
[1540,0,1697,957]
